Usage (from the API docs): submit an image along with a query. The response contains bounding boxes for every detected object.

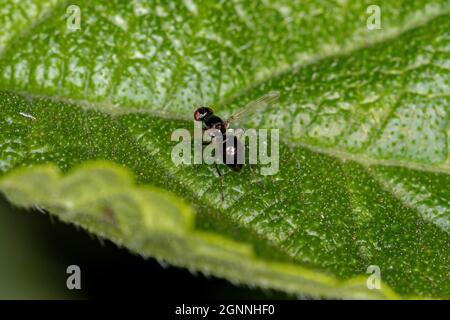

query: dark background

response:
[0,194,290,299]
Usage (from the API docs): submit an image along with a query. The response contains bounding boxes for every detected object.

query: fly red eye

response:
[194,107,213,121]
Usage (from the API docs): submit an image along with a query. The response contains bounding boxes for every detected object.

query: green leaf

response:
[0,162,399,299]
[0,0,449,299]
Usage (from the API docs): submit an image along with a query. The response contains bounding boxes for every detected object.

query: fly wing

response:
[225,91,279,126]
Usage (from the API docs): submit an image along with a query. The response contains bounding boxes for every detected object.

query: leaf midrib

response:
[8,89,450,176]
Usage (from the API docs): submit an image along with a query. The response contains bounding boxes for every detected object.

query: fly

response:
[194,91,280,201]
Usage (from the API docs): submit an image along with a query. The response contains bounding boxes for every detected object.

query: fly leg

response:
[234,127,256,181]
[214,163,225,201]
[248,163,255,177]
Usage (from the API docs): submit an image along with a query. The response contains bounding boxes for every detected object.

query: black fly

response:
[194,91,279,201]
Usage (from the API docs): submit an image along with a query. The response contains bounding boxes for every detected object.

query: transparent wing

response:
[225,91,280,126]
